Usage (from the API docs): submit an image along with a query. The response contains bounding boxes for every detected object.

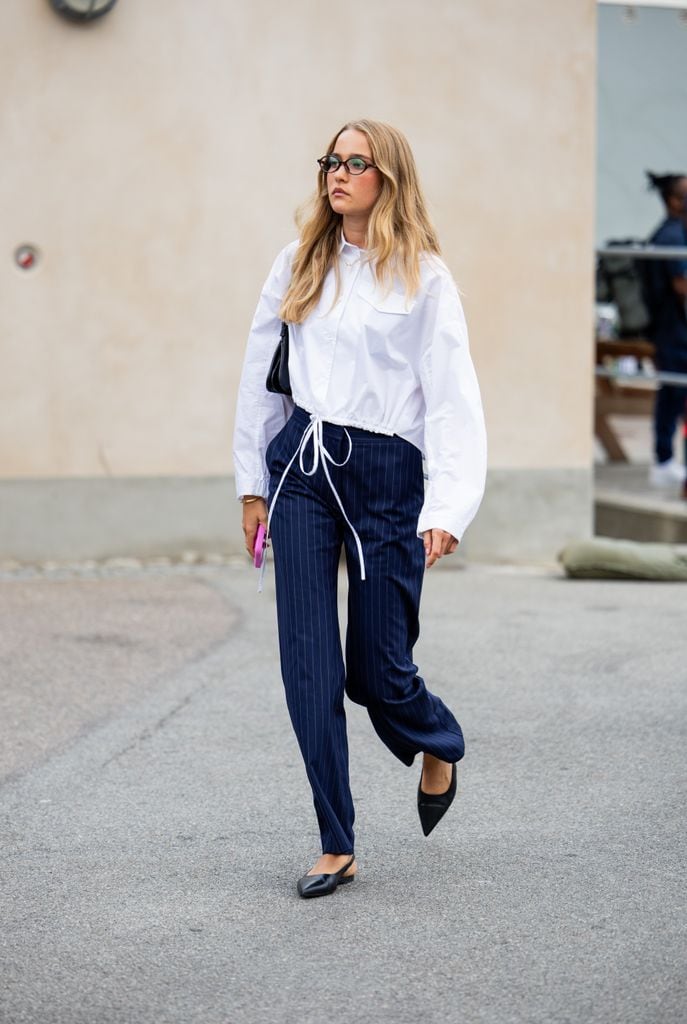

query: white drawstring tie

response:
[258,414,367,592]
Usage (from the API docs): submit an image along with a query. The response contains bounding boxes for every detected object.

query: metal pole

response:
[595,366,687,386]
[596,245,687,260]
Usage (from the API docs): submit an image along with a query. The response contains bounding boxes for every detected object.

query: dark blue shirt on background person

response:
[643,172,687,482]
[644,216,687,358]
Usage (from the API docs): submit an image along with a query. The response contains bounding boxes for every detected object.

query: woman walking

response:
[233,119,487,898]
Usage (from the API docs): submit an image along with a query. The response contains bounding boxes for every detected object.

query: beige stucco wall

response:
[0,0,596,559]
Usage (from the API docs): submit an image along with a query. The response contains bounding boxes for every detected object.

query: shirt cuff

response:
[416,504,471,543]
[235,474,269,502]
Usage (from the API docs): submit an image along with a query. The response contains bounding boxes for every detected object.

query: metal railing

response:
[596,245,687,260]
[595,366,687,386]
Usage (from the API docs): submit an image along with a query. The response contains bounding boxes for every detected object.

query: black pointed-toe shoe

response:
[417,762,457,837]
[297,856,356,899]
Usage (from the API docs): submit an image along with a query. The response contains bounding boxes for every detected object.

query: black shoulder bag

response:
[265,322,292,396]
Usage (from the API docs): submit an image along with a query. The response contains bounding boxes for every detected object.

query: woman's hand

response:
[423,529,459,568]
[241,497,268,559]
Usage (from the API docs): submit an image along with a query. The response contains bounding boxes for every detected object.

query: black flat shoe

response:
[417,762,457,837]
[297,856,356,899]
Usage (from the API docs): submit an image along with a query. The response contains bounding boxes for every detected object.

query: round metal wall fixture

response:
[15,245,39,270]
[49,0,119,22]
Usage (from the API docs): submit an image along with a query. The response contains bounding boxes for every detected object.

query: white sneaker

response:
[649,458,685,487]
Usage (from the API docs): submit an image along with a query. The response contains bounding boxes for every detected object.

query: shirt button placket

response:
[322,258,360,398]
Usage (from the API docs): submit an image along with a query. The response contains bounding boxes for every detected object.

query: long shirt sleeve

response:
[232,243,297,499]
[416,268,487,541]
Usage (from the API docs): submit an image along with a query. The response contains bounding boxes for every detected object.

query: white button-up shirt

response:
[233,235,487,541]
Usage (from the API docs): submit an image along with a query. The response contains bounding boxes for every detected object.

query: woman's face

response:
[325,129,382,222]
[668,176,687,219]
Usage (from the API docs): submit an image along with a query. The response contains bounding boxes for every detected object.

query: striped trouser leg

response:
[268,471,355,855]
[342,435,465,767]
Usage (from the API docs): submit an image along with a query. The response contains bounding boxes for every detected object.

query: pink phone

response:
[253,523,267,568]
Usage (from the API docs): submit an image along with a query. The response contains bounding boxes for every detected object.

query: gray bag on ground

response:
[559,538,687,580]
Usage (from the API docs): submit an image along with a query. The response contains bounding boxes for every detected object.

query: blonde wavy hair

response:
[279,119,441,324]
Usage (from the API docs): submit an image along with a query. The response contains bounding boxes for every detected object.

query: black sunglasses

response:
[317,154,377,176]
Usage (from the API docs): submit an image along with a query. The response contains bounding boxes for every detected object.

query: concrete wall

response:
[0,0,597,563]
[597,3,687,244]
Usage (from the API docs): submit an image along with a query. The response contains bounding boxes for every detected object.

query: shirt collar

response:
[338,230,363,257]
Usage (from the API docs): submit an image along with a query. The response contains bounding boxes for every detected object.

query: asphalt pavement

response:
[0,558,685,1024]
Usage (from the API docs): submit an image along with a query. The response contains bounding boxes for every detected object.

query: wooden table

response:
[595,337,656,462]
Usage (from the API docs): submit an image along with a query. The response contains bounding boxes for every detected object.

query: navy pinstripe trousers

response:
[266,406,465,855]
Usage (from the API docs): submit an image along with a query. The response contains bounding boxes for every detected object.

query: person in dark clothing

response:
[643,171,687,487]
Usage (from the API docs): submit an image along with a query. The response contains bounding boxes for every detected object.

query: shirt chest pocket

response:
[356,284,417,366]
[358,282,416,318]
